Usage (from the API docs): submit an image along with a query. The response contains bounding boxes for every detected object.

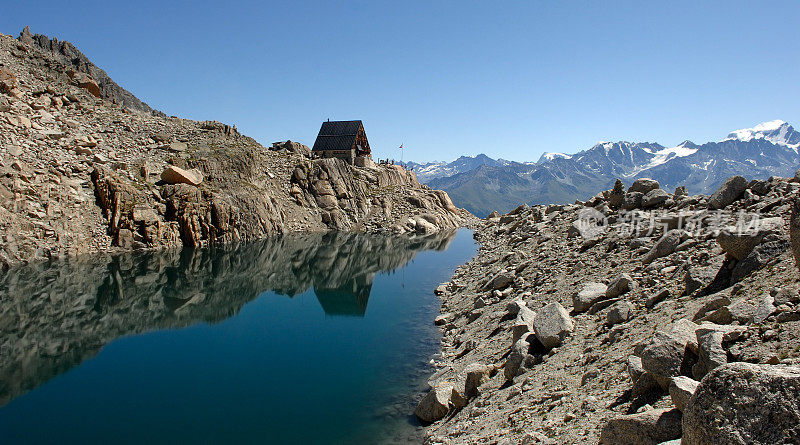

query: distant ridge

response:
[412,121,800,216]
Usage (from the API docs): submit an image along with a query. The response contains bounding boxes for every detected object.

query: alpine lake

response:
[0,229,476,444]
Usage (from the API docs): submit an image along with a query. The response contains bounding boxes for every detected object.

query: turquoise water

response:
[0,230,476,444]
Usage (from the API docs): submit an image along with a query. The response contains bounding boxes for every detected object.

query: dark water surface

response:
[0,229,476,444]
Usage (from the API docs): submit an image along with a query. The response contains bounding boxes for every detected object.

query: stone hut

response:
[311,120,373,166]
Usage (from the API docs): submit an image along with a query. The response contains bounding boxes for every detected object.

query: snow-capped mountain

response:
[723,120,800,151]
[420,120,800,217]
[406,154,511,183]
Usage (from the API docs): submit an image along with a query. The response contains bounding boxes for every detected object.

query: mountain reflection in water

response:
[0,230,457,407]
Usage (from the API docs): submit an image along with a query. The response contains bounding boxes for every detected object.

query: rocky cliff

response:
[0,29,472,267]
[420,175,800,444]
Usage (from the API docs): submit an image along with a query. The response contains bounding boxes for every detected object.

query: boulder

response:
[646,288,671,309]
[682,363,800,445]
[668,376,698,412]
[674,185,687,197]
[414,383,453,423]
[716,217,784,260]
[699,306,732,324]
[506,299,527,316]
[728,300,757,324]
[599,408,682,445]
[533,302,574,349]
[72,71,102,98]
[160,165,203,186]
[573,282,608,313]
[464,363,492,398]
[623,191,644,211]
[692,329,727,380]
[628,355,645,382]
[434,313,452,326]
[168,141,188,152]
[607,273,634,299]
[486,270,514,291]
[731,237,790,284]
[629,178,660,195]
[504,336,531,381]
[413,216,438,234]
[753,295,777,324]
[631,372,662,400]
[642,189,669,208]
[643,230,682,264]
[607,300,634,325]
[708,176,748,210]
[512,306,536,343]
[692,294,731,321]
[450,387,468,410]
[0,66,17,94]
[683,266,708,296]
[640,331,688,388]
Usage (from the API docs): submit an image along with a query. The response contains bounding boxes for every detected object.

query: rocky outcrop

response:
[289,158,467,234]
[0,31,471,267]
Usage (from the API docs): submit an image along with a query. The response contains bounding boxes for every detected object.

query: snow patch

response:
[538,152,573,163]
[623,143,698,177]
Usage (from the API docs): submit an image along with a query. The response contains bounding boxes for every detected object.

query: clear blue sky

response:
[4,1,799,162]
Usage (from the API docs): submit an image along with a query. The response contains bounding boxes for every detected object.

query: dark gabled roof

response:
[312,120,363,152]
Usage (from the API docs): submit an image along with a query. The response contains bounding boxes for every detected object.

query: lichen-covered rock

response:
[682,363,800,445]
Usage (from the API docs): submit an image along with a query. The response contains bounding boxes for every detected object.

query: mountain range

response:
[408,120,800,216]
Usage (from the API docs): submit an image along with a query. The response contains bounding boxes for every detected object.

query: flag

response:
[399,144,403,149]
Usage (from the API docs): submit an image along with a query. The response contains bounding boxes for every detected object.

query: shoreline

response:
[419,178,800,444]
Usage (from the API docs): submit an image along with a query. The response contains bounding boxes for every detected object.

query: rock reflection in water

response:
[0,230,457,407]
